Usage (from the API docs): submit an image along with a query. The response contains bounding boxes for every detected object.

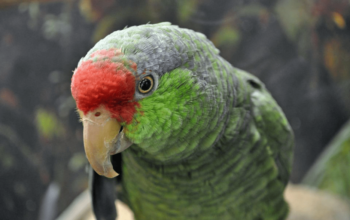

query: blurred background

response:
[0,0,349,219]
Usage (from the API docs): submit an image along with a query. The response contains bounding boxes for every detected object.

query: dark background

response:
[0,0,349,219]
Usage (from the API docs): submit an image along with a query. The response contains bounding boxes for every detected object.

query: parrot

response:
[71,22,294,220]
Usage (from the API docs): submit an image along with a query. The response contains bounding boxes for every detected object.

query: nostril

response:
[95,112,101,117]
[119,126,123,133]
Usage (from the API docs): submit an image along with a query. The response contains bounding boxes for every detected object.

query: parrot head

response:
[71,23,224,178]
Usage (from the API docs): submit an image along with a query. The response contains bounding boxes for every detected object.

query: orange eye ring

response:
[138,75,154,94]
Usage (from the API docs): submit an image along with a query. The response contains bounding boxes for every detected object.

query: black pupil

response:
[140,78,151,91]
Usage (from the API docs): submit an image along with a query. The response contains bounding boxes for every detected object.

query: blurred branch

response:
[0,0,68,8]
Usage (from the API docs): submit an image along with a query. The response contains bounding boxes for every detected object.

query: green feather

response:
[122,66,293,220]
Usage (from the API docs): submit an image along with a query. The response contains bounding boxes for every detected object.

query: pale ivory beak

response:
[80,106,132,178]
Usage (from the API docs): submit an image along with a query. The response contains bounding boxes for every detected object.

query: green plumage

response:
[81,23,294,220]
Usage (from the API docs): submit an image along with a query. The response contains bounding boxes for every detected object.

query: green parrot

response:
[71,22,294,220]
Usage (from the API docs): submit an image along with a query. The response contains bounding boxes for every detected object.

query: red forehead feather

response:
[71,50,139,123]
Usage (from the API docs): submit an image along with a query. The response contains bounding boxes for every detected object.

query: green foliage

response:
[275,0,313,41]
[68,152,87,172]
[303,120,350,200]
[35,108,64,140]
[0,143,14,168]
[93,12,130,43]
[212,26,240,47]
[177,0,197,23]
[275,0,313,58]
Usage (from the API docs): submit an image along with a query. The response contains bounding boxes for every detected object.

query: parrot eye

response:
[138,75,154,94]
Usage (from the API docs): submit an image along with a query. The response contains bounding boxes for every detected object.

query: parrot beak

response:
[79,106,132,178]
